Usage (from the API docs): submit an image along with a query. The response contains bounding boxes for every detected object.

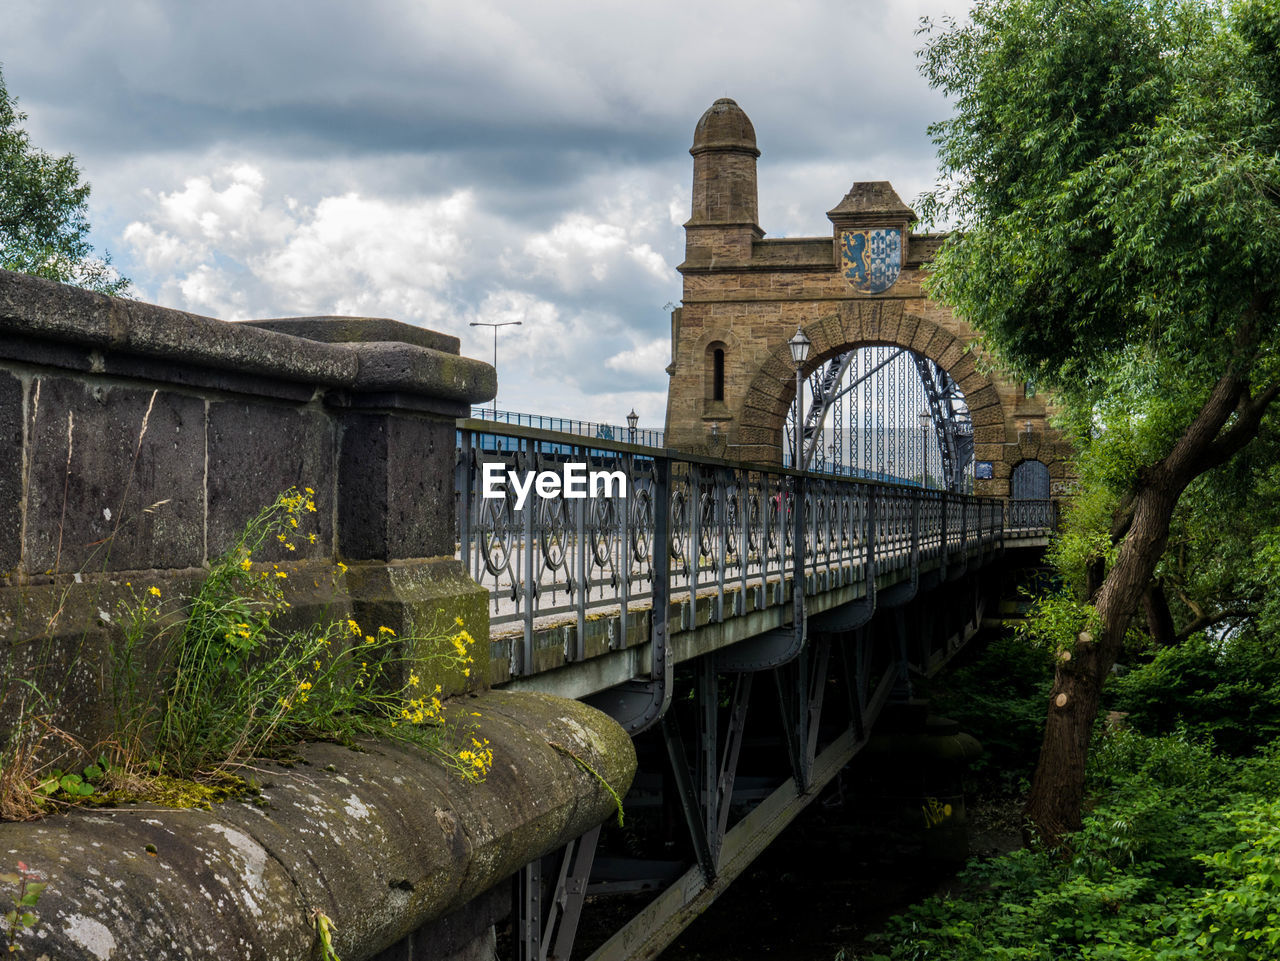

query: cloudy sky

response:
[6,0,967,429]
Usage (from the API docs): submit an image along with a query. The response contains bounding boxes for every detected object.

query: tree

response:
[918,0,1280,844]
[0,66,128,295]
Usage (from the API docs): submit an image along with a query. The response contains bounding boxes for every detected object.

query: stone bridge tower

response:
[664,97,1070,497]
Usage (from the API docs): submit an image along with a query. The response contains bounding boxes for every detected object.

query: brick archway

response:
[664,98,1073,497]
[737,303,1003,467]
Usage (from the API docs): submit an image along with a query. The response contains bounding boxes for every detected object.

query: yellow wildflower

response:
[378,625,396,636]
[347,619,361,637]
[408,672,420,688]
[240,558,252,571]
[148,586,162,597]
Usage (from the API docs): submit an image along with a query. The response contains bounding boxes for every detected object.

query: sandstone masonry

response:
[665,98,1072,497]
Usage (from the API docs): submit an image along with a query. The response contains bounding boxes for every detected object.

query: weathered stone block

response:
[737,425,781,447]
[967,385,1001,413]
[338,412,455,560]
[25,378,205,573]
[973,424,1006,446]
[738,404,776,430]
[0,370,21,575]
[970,405,1004,428]
[344,557,491,696]
[937,339,966,373]
[207,401,335,561]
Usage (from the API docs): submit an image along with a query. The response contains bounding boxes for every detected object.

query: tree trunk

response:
[1024,483,1177,841]
[1024,369,1275,846]
[1143,580,1176,645]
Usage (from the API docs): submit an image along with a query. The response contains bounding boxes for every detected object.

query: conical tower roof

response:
[691,98,760,157]
[827,182,915,222]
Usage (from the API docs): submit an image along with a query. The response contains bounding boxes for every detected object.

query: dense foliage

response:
[1108,634,1280,757]
[919,0,1280,841]
[861,726,1280,960]
[0,66,128,295]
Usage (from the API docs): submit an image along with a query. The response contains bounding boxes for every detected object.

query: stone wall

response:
[0,269,502,740]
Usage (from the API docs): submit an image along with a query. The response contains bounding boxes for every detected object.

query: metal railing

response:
[469,406,666,449]
[457,420,1056,679]
[1007,498,1058,534]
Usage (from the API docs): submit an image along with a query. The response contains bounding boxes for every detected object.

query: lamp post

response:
[788,328,811,469]
[626,408,638,445]
[918,411,932,488]
[469,320,522,420]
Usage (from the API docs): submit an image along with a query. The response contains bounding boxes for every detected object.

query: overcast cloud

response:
[5,0,968,428]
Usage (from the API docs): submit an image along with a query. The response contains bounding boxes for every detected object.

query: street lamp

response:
[469,320,522,420]
[626,408,638,444]
[788,328,811,470]
[918,411,932,488]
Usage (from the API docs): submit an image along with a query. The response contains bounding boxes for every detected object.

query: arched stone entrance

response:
[664,97,1072,497]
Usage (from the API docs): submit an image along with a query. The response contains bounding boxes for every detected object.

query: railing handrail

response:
[456,420,1054,708]
[457,418,975,492]
[468,406,665,449]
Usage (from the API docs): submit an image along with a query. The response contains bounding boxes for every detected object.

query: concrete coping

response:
[0,690,636,961]
[0,270,495,405]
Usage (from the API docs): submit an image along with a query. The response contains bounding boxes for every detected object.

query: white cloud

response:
[606,339,670,378]
[519,211,677,292]
[122,165,475,323]
[9,0,975,425]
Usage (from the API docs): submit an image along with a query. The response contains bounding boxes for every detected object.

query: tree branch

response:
[1195,380,1280,473]
[1173,606,1259,644]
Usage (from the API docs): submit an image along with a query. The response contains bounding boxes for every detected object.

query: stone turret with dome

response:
[683,98,763,267]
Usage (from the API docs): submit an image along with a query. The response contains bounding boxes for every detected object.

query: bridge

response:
[0,97,1063,961]
[458,417,1054,961]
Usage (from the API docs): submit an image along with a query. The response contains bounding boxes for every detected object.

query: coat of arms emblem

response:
[840,228,901,294]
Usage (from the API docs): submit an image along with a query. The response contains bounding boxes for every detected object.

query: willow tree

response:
[918,0,1280,844]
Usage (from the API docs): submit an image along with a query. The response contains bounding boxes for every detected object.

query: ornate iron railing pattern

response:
[457,420,1053,678]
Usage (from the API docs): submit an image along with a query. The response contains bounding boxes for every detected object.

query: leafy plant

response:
[0,862,45,954]
[108,487,487,782]
[853,728,1280,960]
[31,755,114,802]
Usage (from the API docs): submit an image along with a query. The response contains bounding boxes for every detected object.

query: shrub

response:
[1107,633,1280,755]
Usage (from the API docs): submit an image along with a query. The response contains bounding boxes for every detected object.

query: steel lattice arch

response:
[784,345,974,492]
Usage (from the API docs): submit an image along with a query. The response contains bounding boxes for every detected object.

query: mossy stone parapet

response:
[0,692,637,961]
[246,315,460,353]
[342,557,491,697]
[0,268,498,732]
[0,272,494,401]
